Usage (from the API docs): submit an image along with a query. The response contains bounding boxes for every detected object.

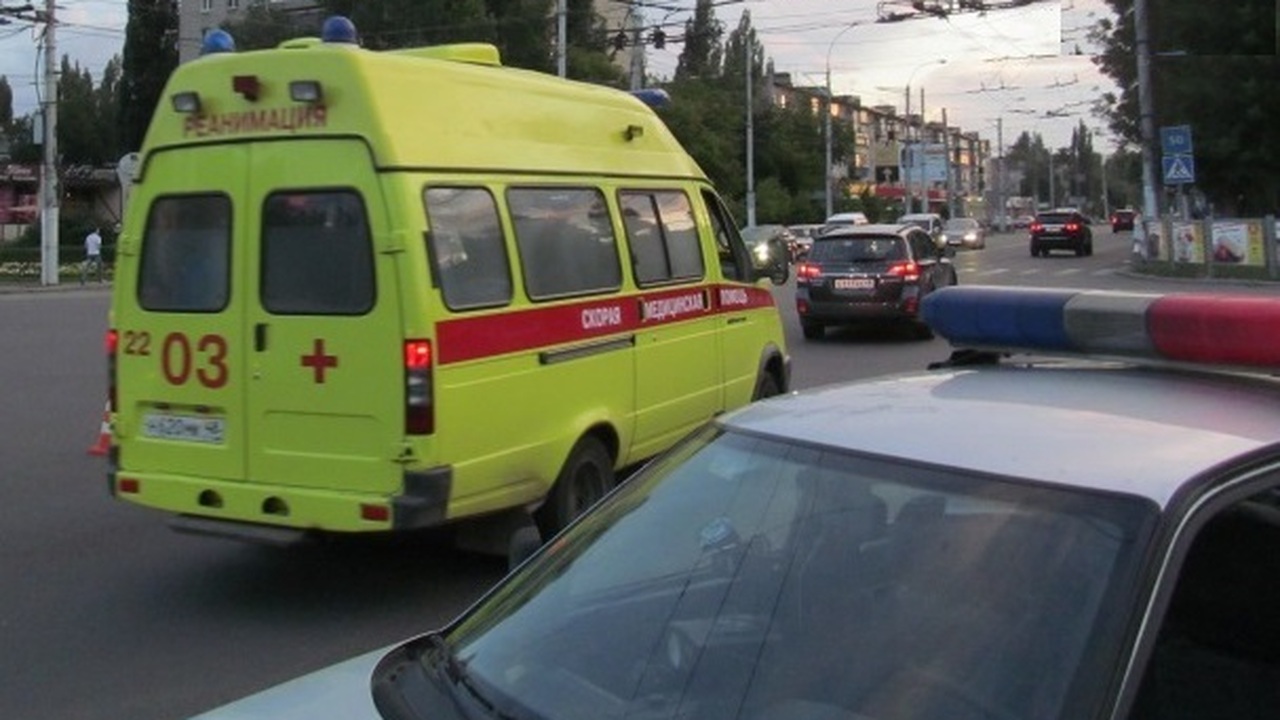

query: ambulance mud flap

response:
[391,467,452,529]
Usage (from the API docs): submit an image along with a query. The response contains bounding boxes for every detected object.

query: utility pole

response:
[40,0,59,286]
[943,108,955,219]
[1135,0,1159,256]
[744,38,756,227]
[556,0,567,78]
[996,117,1005,231]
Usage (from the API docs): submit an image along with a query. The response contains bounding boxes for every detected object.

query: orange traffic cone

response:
[88,402,112,456]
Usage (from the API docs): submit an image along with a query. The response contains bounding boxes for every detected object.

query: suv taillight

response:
[1030,222,1044,233]
[405,340,433,435]
[887,261,920,282]
[796,262,821,282]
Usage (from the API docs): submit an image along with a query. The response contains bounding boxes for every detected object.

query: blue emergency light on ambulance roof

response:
[631,88,671,109]
[201,29,236,56]
[321,15,359,44]
[922,286,1280,370]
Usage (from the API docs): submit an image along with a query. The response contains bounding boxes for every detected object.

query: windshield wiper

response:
[424,633,518,720]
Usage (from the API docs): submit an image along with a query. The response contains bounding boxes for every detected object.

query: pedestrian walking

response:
[81,227,104,284]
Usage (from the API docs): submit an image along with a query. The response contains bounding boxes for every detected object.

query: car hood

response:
[189,647,388,720]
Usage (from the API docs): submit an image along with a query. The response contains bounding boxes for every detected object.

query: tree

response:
[675,0,722,81]
[222,3,303,51]
[119,0,179,152]
[0,76,12,130]
[483,0,554,72]
[1093,0,1279,214]
[320,0,495,49]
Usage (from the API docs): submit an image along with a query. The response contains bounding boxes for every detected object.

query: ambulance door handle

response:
[255,323,268,352]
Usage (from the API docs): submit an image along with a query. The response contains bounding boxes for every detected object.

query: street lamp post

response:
[903,59,946,215]
[824,21,867,219]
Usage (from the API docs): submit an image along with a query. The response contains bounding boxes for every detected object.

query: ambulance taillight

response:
[405,340,434,435]
[105,329,119,411]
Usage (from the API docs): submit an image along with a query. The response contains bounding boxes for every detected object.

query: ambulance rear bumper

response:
[107,459,453,540]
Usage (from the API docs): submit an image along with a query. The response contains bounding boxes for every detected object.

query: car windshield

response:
[386,426,1155,720]
[809,236,905,262]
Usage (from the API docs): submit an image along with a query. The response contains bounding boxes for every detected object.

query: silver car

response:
[941,217,986,249]
[193,286,1280,720]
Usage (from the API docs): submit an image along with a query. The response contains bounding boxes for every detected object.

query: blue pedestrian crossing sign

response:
[1162,154,1195,185]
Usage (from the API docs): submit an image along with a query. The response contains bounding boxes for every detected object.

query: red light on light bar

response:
[1148,295,1280,368]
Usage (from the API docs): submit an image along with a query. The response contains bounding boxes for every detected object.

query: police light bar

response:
[921,286,1280,370]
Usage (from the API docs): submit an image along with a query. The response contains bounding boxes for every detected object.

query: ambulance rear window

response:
[138,194,231,313]
[424,187,513,310]
[508,187,622,300]
[620,190,704,286]
[261,191,374,315]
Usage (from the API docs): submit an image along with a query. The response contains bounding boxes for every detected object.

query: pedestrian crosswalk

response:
[957,263,1122,278]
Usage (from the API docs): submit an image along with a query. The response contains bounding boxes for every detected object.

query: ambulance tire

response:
[538,436,615,537]
[753,372,781,401]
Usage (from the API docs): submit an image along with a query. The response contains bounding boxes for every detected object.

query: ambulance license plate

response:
[142,413,226,444]
[834,278,875,290]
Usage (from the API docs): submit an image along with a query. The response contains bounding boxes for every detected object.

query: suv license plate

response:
[142,413,226,445]
[834,278,875,290]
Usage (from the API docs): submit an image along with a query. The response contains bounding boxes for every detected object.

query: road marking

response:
[1055,269,1083,276]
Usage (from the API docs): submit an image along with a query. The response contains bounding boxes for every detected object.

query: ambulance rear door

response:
[244,139,403,496]
[116,146,248,484]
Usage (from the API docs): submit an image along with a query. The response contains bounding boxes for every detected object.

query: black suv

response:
[795,224,957,340]
[1030,210,1093,257]
[1110,209,1136,232]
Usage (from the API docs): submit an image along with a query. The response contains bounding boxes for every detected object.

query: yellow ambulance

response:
[106,17,790,546]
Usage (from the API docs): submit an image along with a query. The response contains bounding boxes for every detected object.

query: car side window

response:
[618,190,705,286]
[702,189,750,282]
[1128,482,1280,720]
[423,186,513,310]
[507,187,622,300]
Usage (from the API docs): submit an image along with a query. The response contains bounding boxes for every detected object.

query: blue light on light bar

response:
[921,286,1075,352]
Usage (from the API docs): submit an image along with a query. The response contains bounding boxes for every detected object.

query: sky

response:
[641,0,1120,152]
[0,1,1117,154]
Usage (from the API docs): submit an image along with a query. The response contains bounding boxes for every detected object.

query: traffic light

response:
[613,31,627,52]
[651,29,666,49]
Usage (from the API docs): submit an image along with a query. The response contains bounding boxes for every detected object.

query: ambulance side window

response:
[508,187,622,300]
[702,189,750,282]
[261,191,374,315]
[424,187,512,310]
[619,190,705,286]
[138,194,231,313]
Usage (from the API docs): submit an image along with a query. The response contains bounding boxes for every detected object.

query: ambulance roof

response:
[141,36,706,182]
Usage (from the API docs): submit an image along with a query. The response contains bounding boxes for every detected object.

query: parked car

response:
[941,217,986,249]
[191,287,1280,720]
[1030,209,1094,256]
[1012,213,1036,229]
[794,223,956,340]
[1111,208,1137,232]
[785,223,826,260]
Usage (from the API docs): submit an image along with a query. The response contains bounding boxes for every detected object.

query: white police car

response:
[194,286,1280,720]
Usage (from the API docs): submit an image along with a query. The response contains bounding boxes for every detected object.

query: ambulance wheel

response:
[538,436,615,537]
[753,372,781,401]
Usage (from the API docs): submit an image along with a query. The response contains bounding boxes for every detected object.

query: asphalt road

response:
[1,226,1269,719]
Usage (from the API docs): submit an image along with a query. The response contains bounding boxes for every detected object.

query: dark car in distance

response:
[1111,208,1136,232]
[1030,209,1093,257]
[794,223,956,340]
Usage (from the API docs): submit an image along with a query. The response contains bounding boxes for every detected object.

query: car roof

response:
[721,287,1280,508]
[817,223,913,238]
